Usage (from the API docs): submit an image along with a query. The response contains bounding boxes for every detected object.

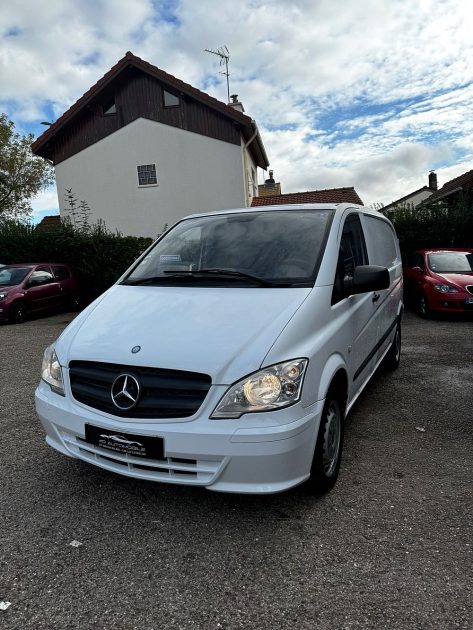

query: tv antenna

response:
[204,45,230,103]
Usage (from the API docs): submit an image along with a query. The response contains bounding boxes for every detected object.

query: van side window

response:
[363,216,400,268]
[332,215,368,305]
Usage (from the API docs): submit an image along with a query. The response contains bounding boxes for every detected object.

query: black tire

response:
[307,392,344,494]
[9,301,27,324]
[68,293,81,311]
[383,323,401,371]
[419,293,431,318]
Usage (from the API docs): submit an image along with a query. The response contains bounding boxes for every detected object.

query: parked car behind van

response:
[0,263,79,324]
[36,204,403,494]
[404,248,473,316]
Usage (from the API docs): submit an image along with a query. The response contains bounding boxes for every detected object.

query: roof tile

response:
[251,188,363,207]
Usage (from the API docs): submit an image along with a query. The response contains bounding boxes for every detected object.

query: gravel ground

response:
[0,309,472,630]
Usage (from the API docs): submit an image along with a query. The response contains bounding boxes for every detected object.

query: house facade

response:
[32,52,269,237]
[383,172,438,213]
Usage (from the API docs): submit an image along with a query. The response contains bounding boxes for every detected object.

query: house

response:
[382,172,438,212]
[430,168,473,205]
[252,171,363,207]
[31,52,269,237]
[35,215,61,232]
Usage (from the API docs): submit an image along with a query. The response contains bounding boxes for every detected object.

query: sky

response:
[1,0,473,223]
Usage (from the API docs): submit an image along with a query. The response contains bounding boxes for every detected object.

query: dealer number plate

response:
[84,425,164,459]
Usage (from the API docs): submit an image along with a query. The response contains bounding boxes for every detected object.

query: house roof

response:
[31,51,269,168]
[35,215,61,232]
[382,186,432,211]
[251,187,363,207]
[435,169,473,198]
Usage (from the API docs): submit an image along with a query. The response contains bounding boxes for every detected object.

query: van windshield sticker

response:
[160,254,181,263]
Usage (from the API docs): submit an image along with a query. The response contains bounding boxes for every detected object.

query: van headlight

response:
[41,345,65,396]
[211,359,308,419]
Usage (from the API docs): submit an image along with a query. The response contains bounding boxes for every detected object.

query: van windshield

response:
[123,209,334,287]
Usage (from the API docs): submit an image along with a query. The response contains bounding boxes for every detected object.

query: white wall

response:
[54,118,246,237]
[390,188,434,211]
[404,189,434,207]
[241,139,258,207]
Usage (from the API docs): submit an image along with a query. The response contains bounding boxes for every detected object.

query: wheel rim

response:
[323,401,341,476]
[394,328,401,361]
[420,296,427,316]
[13,303,25,322]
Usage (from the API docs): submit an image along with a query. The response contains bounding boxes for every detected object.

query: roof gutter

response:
[248,121,269,169]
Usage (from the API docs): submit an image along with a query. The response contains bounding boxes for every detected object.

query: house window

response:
[103,100,116,115]
[163,89,180,107]
[137,164,158,186]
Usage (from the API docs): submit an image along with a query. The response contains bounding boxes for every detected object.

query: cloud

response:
[2,0,473,210]
[30,187,60,213]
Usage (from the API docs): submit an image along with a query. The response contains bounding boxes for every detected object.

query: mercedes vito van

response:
[36,203,403,494]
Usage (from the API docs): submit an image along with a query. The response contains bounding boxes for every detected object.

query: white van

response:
[36,203,403,494]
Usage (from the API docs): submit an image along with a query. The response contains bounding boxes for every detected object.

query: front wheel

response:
[68,293,81,311]
[307,394,344,494]
[419,293,431,318]
[9,301,27,324]
[383,323,401,371]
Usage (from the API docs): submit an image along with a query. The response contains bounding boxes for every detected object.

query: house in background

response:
[430,168,473,206]
[383,172,438,213]
[252,170,363,206]
[35,215,61,232]
[32,52,269,237]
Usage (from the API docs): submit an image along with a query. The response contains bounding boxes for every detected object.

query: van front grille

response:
[68,361,211,419]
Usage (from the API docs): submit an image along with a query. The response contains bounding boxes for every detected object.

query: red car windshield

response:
[428,252,473,273]
[0,267,31,286]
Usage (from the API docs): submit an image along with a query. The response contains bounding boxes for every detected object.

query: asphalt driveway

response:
[0,310,472,629]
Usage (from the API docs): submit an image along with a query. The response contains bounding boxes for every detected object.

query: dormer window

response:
[163,90,180,107]
[103,101,116,115]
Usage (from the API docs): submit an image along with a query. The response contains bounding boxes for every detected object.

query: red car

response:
[0,263,80,324]
[404,248,473,316]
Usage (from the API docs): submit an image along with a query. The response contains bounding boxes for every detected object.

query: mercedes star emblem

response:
[111,374,141,410]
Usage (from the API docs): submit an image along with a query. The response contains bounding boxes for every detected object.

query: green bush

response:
[385,193,473,259]
[0,219,153,303]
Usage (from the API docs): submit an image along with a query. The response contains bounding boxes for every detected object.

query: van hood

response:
[58,285,311,384]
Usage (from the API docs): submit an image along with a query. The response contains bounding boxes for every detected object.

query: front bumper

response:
[428,290,473,313]
[35,380,323,494]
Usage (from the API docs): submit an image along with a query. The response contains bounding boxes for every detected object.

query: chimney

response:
[265,170,275,187]
[257,169,281,198]
[429,171,438,190]
[229,94,245,113]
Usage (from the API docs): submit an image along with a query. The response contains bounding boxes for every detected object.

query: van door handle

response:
[372,292,380,303]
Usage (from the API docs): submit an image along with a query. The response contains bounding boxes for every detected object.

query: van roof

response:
[186,202,386,220]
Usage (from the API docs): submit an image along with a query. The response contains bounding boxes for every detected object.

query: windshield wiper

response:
[121,275,196,286]
[162,268,277,286]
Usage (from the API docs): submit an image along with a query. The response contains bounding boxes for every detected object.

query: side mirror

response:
[344,265,390,297]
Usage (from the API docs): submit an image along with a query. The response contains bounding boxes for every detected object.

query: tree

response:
[0,113,54,219]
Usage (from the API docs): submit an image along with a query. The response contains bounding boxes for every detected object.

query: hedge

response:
[0,219,153,303]
[385,194,473,259]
